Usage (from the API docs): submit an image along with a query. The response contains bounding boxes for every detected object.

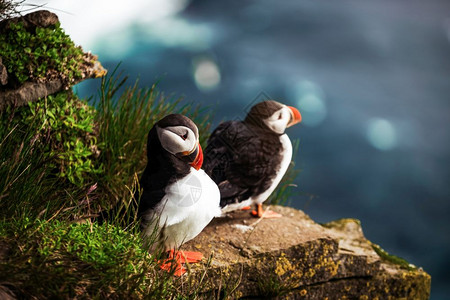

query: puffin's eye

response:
[180,132,188,140]
[278,113,283,120]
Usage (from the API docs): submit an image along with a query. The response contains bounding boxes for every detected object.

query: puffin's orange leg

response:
[251,203,282,218]
[159,250,186,276]
[159,250,204,276]
[160,259,186,276]
[178,250,203,263]
[241,206,252,210]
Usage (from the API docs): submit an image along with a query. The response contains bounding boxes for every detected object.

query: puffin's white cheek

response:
[159,131,186,154]
[183,134,196,151]
[266,120,286,134]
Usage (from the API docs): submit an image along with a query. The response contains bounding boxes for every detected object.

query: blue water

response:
[76,0,450,298]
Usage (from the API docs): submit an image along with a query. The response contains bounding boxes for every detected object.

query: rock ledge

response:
[184,206,431,299]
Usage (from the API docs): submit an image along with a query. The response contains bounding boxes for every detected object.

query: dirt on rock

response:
[184,205,333,263]
[182,205,431,299]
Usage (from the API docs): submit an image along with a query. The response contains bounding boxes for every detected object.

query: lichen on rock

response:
[182,206,431,299]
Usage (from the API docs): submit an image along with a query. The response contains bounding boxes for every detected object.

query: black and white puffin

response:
[203,100,301,218]
[138,114,221,276]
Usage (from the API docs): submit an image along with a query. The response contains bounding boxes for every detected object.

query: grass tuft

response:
[90,68,212,219]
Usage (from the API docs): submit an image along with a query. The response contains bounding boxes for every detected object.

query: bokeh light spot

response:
[293,80,327,127]
[298,94,327,126]
[366,118,397,151]
[193,58,221,92]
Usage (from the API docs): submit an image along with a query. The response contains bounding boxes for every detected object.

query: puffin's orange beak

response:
[287,106,302,127]
[190,143,203,171]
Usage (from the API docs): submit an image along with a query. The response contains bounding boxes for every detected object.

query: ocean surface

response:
[74,0,450,298]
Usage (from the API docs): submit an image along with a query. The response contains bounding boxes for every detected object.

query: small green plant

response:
[2,91,102,186]
[371,242,417,271]
[0,20,84,86]
[255,270,296,297]
[33,92,102,185]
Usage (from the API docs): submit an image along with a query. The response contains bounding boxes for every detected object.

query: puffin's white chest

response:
[221,134,293,212]
[252,133,292,204]
[142,168,221,250]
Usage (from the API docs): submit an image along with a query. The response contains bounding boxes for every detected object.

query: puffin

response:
[203,100,301,218]
[138,114,221,276]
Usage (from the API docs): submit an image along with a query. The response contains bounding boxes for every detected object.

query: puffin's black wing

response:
[203,121,234,182]
[138,125,190,219]
[204,121,281,207]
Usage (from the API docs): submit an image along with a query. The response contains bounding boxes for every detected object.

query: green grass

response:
[0,107,73,220]
[255,273,294,298]
[1,219,153,298]
[90,69,213,219]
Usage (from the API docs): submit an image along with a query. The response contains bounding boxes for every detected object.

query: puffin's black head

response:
[153,114,203,170]
[244,100,302,134]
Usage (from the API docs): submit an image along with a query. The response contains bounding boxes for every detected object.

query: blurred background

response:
[29,0,450,298]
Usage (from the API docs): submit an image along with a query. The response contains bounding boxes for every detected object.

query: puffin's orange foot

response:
[167,249,203,263]
[251,209,282,218]
[159,258,186,276]
[262,210,282,218]
[173,263,186,276]
[159,250,204,276]
[178,250,203,263]
[241,206,252,211]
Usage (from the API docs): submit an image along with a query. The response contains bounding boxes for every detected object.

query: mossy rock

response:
[0,10,106,110]
[181,206,431,299]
